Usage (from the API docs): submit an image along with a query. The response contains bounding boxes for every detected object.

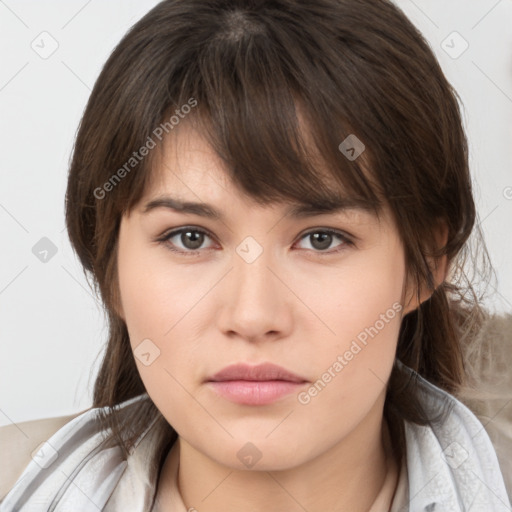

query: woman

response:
[1,0,510,510]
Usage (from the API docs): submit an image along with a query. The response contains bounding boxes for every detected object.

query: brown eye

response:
[296,229,353,254]
[177,230,206,250]
[158,227,215,255]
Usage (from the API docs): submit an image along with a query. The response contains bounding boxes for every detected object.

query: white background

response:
[0,0,511,425]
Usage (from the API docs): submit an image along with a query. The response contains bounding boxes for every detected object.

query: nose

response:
[216,243,293,343]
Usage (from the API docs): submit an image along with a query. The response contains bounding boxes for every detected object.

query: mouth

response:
[205,362,308,405]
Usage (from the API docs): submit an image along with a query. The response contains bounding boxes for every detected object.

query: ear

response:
[402,221,450,316]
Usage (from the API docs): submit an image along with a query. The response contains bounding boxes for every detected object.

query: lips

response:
[206,362,308,383]
[205,363,309,405]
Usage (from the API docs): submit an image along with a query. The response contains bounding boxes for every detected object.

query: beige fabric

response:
[0,411,87,501]
[455,312,512,500]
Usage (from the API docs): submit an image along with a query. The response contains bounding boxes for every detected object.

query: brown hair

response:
[65,0,492,470]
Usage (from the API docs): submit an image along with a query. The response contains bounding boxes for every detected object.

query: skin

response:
[115,122,447,512]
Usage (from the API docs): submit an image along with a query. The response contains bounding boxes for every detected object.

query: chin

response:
[203,437,309,472]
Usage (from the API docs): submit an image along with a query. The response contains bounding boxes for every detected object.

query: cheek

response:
[302,242,404,344]
[117,260,199,436]
[116,230,192,398]
[117,233,199,344]
[294,243,405,413]
[333,263,404,365]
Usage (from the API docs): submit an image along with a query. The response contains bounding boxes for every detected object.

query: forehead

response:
[147,123,235,196]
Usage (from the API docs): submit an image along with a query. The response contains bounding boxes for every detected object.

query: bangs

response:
[184,96,383,218]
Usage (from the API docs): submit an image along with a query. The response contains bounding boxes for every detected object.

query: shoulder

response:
[398,359,512,510]
[0,412,83,500]
[0,394,152,511]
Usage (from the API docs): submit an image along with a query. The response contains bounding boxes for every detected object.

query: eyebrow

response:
[141,195,376,220]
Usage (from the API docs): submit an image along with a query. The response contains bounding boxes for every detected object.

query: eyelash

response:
[155,226,354,257]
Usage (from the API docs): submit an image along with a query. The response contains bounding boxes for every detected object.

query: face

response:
[116,122,415,471]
